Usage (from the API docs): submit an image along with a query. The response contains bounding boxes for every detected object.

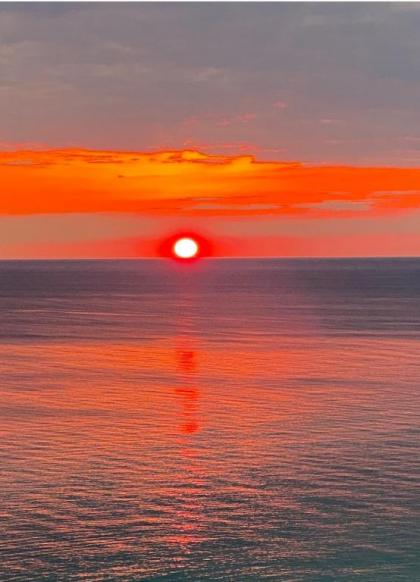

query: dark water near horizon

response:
[0,258,419,581]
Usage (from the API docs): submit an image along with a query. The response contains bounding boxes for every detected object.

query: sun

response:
[173,237,199,260]
[159,231,210,260]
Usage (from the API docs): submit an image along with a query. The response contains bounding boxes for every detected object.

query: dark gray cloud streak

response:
[1,2,420,165]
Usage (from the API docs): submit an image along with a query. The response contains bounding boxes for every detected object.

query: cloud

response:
[301,200,372,212]
[2,148,420,218]
[190,203,279,212]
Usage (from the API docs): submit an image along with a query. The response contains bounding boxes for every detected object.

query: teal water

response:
[0,259,419,581]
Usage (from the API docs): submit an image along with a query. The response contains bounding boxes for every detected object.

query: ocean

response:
[0,258,419,581]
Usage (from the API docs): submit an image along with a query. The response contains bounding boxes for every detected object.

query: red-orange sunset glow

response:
[2,149,420,218]
[2,148,420,258]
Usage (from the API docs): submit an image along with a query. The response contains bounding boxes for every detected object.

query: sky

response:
[2,2,420,258]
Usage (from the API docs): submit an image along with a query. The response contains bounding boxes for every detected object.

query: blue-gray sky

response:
[2,2,420,165]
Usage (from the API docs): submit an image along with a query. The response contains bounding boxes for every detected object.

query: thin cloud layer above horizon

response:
[2,3,420,257]
[3,148,420,217]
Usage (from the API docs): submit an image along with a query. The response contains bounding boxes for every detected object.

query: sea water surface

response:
[0,259,419,581]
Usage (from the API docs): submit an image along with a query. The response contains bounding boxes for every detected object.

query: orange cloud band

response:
[2,148,420,217]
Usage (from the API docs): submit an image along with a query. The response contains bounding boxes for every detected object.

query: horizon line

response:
[1,255,420,262]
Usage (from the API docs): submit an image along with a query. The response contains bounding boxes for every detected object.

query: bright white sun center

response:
[173,237,199,259]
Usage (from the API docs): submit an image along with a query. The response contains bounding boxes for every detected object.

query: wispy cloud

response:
[2,148,420,218]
